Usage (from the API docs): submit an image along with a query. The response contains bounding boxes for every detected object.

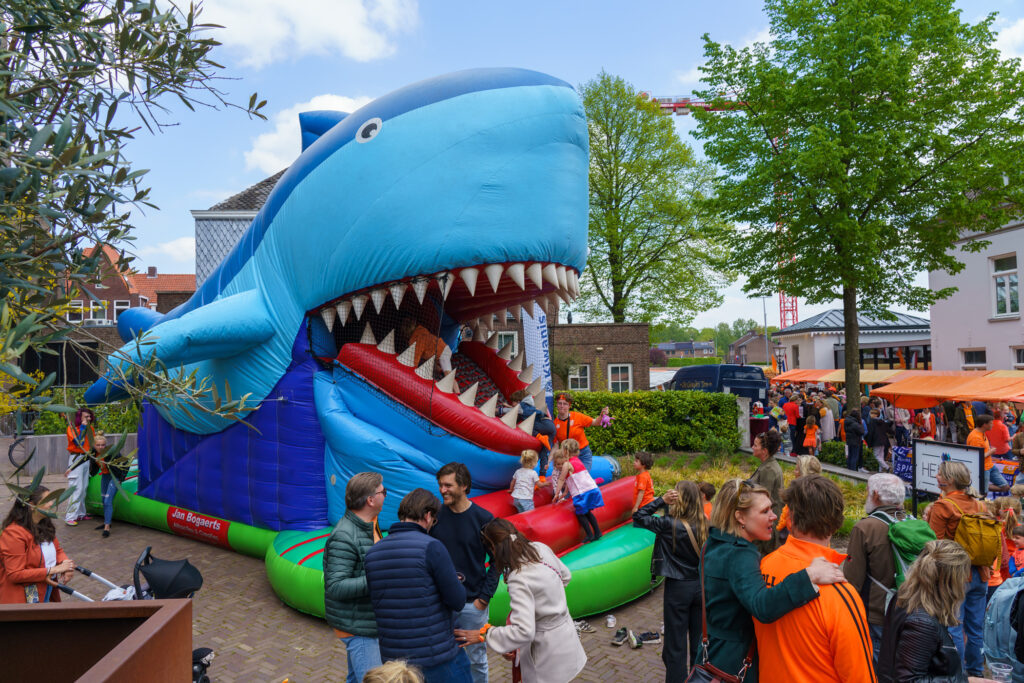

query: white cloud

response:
[995,17,1024,60]
[201,0,419,69]
[137,236,196,264]
[676,26,771,88]
[244,94,374,174]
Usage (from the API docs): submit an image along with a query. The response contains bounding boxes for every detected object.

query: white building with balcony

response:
[929,221,1024,370]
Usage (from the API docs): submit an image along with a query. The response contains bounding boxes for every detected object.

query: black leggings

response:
[576,511,601,540]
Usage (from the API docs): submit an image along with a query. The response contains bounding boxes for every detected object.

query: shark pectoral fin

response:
[298,110,350,151]
[83,290,275,404]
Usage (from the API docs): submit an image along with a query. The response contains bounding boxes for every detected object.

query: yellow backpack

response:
[944,498,1002,567]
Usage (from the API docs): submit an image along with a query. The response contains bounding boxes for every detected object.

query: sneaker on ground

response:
[628,630,642,649]
[638,631,662,644]
[574,620,596,634]
[611,627,628,646]
[64,519,78,526]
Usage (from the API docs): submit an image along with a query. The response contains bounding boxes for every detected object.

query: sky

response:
[122,0,1024,329]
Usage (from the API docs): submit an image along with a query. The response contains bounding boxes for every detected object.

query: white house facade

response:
[929,221,1024,371]
[774,309,932,370]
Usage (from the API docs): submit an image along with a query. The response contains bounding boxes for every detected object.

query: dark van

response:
[669,364,769,407]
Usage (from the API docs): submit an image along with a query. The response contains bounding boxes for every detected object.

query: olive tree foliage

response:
[692,0,1024,407]
[574,71,730,325]
[1,0,265,504]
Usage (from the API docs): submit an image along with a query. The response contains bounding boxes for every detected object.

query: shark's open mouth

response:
[309,262,578,454]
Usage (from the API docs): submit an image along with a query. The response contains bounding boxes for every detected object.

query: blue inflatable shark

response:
[86,69,590,528]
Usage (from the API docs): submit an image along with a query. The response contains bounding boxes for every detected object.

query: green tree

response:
[575,71,730,324]
[693,0,1024,408]
[1,0,265,503]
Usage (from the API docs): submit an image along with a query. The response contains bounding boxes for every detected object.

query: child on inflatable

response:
[509,389,557,479]
[551,440,604,544]
[509,450,540,513]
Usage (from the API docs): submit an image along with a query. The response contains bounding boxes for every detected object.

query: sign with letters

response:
[911,439,984,496]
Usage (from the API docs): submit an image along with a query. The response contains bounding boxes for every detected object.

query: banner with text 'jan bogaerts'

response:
[167,506,231,548]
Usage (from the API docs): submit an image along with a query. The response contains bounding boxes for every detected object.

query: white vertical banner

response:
[521,303,554,410]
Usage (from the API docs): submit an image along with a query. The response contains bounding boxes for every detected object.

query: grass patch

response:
[613,451,868,538]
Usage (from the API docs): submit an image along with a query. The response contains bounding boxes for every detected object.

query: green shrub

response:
[31,388,141,435]
[819,441,846,467]
[665,357,723,367]
[567,390,740,454]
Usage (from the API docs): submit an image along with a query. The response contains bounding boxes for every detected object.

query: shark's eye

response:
[356,118,383,143]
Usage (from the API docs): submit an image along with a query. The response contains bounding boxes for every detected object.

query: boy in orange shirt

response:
[754,475,875,683]
[631,451,655,514]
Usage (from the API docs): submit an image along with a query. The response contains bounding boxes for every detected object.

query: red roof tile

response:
[128,273,196,304]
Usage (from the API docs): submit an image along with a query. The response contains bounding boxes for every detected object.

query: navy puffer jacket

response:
[364,521,466,667]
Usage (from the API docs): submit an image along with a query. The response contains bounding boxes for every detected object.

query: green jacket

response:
[750,455,784,554]
[323,510,379,636]
[699,527,819,682]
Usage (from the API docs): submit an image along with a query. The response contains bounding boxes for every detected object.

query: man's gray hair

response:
[867,473,905,506]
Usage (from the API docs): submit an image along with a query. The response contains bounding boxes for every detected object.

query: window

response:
[792,345,800,368]
[568,365,590,391]
[66,300,83,323]
[962,348,987,369]
[1015,348,1024,370]
[993,254,1019,316]
[608,363,632,393]
[496,331,518,357]
[90,301,107,320]
[113,300,131,320]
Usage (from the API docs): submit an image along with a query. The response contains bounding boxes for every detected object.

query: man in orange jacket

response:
[754,475,876,683]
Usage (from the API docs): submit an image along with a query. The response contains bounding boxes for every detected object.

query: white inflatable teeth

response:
[519,303,533,320]
[458,382,479,406]
[519,364,534,383]
[352,294,368,320]
[435,369,457,393]
[397,343,417,367]
[438,272,454,300]
[320,307,336,331]
[484,264,503,293]
[360,323,376,346]
[415,357,434,380]
[478,394,498,418]
[506,263,526,290]
[336,301,352,326]
[459,268,479,297]
[567,269,579,297]
[495,308,508,325]
[485,333,500,350]
[524,377,543,395]
[507,306,519,323]
[508,350,525,373]
[556,289,572,305]
[412,278,429,304]
[376,330,396,354]
[473,325,488,343]
[542,263,559,288]
[389,282,407,309]
[497,341,514,360]
[556,265,568,291]
[500,408,518,428]
[518,413,536,434]
[525,263,543,290]
[370,288,387,314]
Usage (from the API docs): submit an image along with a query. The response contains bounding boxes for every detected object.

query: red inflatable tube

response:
[338,343,539,454]
[472,478,635,555]
[458,341,528,401]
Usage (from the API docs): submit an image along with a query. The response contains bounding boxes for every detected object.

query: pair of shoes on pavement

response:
[611,628,653,648]
[574,620,596,634]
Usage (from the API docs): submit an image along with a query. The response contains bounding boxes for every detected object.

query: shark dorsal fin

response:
[299,110,350,152]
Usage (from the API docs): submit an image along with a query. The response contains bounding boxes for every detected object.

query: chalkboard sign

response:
[892,446,913,484]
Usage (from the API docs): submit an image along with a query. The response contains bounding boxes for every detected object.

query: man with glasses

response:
[324,472,387,683]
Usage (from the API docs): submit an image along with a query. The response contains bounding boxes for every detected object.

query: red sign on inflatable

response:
[167,506,231,548]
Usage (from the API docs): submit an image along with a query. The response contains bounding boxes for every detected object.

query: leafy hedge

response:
[31,388,141,435]
[565,390,740,455]
[665,357,722,367]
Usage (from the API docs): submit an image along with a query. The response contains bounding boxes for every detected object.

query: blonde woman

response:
[876,540,996,683]
[632,481,708,678]
[700,479,846,682]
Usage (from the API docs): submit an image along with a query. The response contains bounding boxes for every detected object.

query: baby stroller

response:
[56,546,215,683]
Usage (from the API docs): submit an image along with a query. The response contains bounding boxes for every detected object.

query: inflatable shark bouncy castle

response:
[85,68,590,529]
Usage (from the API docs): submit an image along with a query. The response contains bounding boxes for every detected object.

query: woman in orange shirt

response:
[0,487,74,603]
[552,393,598,471]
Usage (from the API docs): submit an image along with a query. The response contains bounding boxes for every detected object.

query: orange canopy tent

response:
[870,372,1024,409]
[769,369,834,384]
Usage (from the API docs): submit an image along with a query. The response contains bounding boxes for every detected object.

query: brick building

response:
[655,340,716,359]
[727,329,782,365]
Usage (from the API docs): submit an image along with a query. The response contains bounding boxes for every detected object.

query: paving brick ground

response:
[1,463,669,682]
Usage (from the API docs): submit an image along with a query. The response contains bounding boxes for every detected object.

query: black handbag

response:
[686,549,755,683]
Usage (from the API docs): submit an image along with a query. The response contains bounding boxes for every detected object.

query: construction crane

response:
[640,93,800,329]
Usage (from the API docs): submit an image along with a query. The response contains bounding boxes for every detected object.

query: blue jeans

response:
[339,635,381,683]
[985,465,1009,493]
[949,566,987,675]
[513,498,534,513]
[419,650,472,683]
[100,473,116,526]
[455,601,489,683]
[578,445,593,471]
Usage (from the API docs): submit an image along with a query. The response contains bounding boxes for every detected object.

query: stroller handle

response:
[133,546,152,599]
[54,582,94,602]
[75,565,121,591]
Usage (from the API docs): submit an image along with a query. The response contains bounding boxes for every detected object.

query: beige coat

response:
[485,542,586,683]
